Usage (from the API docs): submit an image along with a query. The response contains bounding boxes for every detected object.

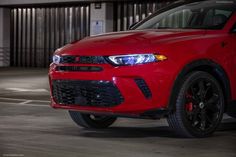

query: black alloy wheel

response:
[168,71,224,137]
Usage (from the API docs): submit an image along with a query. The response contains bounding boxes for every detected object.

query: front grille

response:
[56,66,103,72]
[134,78,152,99]
[52,80,124,107]
[60,56,107,64]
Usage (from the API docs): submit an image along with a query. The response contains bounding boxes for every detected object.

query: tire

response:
[69,111,117,129]
[167,71,225,138]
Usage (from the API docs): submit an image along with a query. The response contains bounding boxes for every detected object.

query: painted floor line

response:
[19,100,33,104]
[0,101,49,107]
[0,97,50,103]
[5,88,49,92]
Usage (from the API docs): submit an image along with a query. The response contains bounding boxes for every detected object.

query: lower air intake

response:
[52,80,124,107]
[134,78,152,99]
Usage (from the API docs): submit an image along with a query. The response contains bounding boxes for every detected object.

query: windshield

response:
[135,1,236,30]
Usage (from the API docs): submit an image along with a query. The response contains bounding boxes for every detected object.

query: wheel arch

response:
[168,59,232,112]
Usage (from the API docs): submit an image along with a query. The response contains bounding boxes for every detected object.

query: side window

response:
[215,9,232,17]
[157,9,193,28]
[203,9,232,28]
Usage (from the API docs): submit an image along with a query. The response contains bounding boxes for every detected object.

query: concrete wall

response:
[90,3,113,35]
[106,3,114,33]
[0,8,10,67]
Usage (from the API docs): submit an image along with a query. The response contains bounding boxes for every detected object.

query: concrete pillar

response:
[0,8,10,67]
[90,3,114,36]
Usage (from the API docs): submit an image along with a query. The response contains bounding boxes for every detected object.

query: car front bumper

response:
[49,61,175,116]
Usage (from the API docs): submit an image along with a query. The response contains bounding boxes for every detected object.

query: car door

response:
[226,21,236,115]
[229,22,236,100]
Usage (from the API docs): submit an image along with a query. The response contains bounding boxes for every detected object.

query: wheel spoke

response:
[191,86,197,96]
[206,114,213,124]
[198,80,205,100]
[206,94,219,112]
[206,94,219,105]
[207,107,219,114]
[192,108,200,126]
[203,84,211,98]
[190,86,200,104]
[200,109,206,130]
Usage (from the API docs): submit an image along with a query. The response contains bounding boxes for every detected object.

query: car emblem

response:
[75,56,80,62]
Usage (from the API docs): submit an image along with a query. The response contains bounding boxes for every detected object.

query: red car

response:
[49,0,236,137]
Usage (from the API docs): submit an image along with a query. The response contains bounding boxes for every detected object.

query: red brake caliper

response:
[186,102,193,112]
[185,93,193,112]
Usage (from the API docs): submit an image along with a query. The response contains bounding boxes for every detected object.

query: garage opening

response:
[10,5,90,68]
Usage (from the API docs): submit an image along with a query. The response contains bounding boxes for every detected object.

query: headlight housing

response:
[107,54,167,66]
[52,55,61,64]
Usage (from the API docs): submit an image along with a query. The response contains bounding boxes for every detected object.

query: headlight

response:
[107,54,167,66]
[52,55,61,64]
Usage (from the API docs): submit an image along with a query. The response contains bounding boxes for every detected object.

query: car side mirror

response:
[128,22,138,30]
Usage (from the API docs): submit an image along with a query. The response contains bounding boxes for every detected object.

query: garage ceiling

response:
[0,0,174,7]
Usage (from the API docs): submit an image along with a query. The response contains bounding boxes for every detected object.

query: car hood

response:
[56,29,207,56]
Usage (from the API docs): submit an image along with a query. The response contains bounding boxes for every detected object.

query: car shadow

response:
[80,126,178,138]
[41,118,236,139]
[218,121,236,131]
[75,119,236,139]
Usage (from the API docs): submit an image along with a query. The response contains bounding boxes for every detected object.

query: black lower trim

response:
[141,108,170,119]
[60,56,107,64]
[56,66,103,72]
[226,100,236,114]
[68,108,170,120]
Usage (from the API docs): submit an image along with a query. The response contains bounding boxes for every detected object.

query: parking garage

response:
[0,0,236,157]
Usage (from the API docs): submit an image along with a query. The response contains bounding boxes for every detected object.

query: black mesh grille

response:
[60,56,107,64]
[134,79,152,99]
[56,66,103,72]
[52,80,124,107]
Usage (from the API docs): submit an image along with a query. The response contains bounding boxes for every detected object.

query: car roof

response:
[171,0,236,7]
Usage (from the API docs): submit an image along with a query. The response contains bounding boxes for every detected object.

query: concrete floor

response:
[0,68,236,157]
